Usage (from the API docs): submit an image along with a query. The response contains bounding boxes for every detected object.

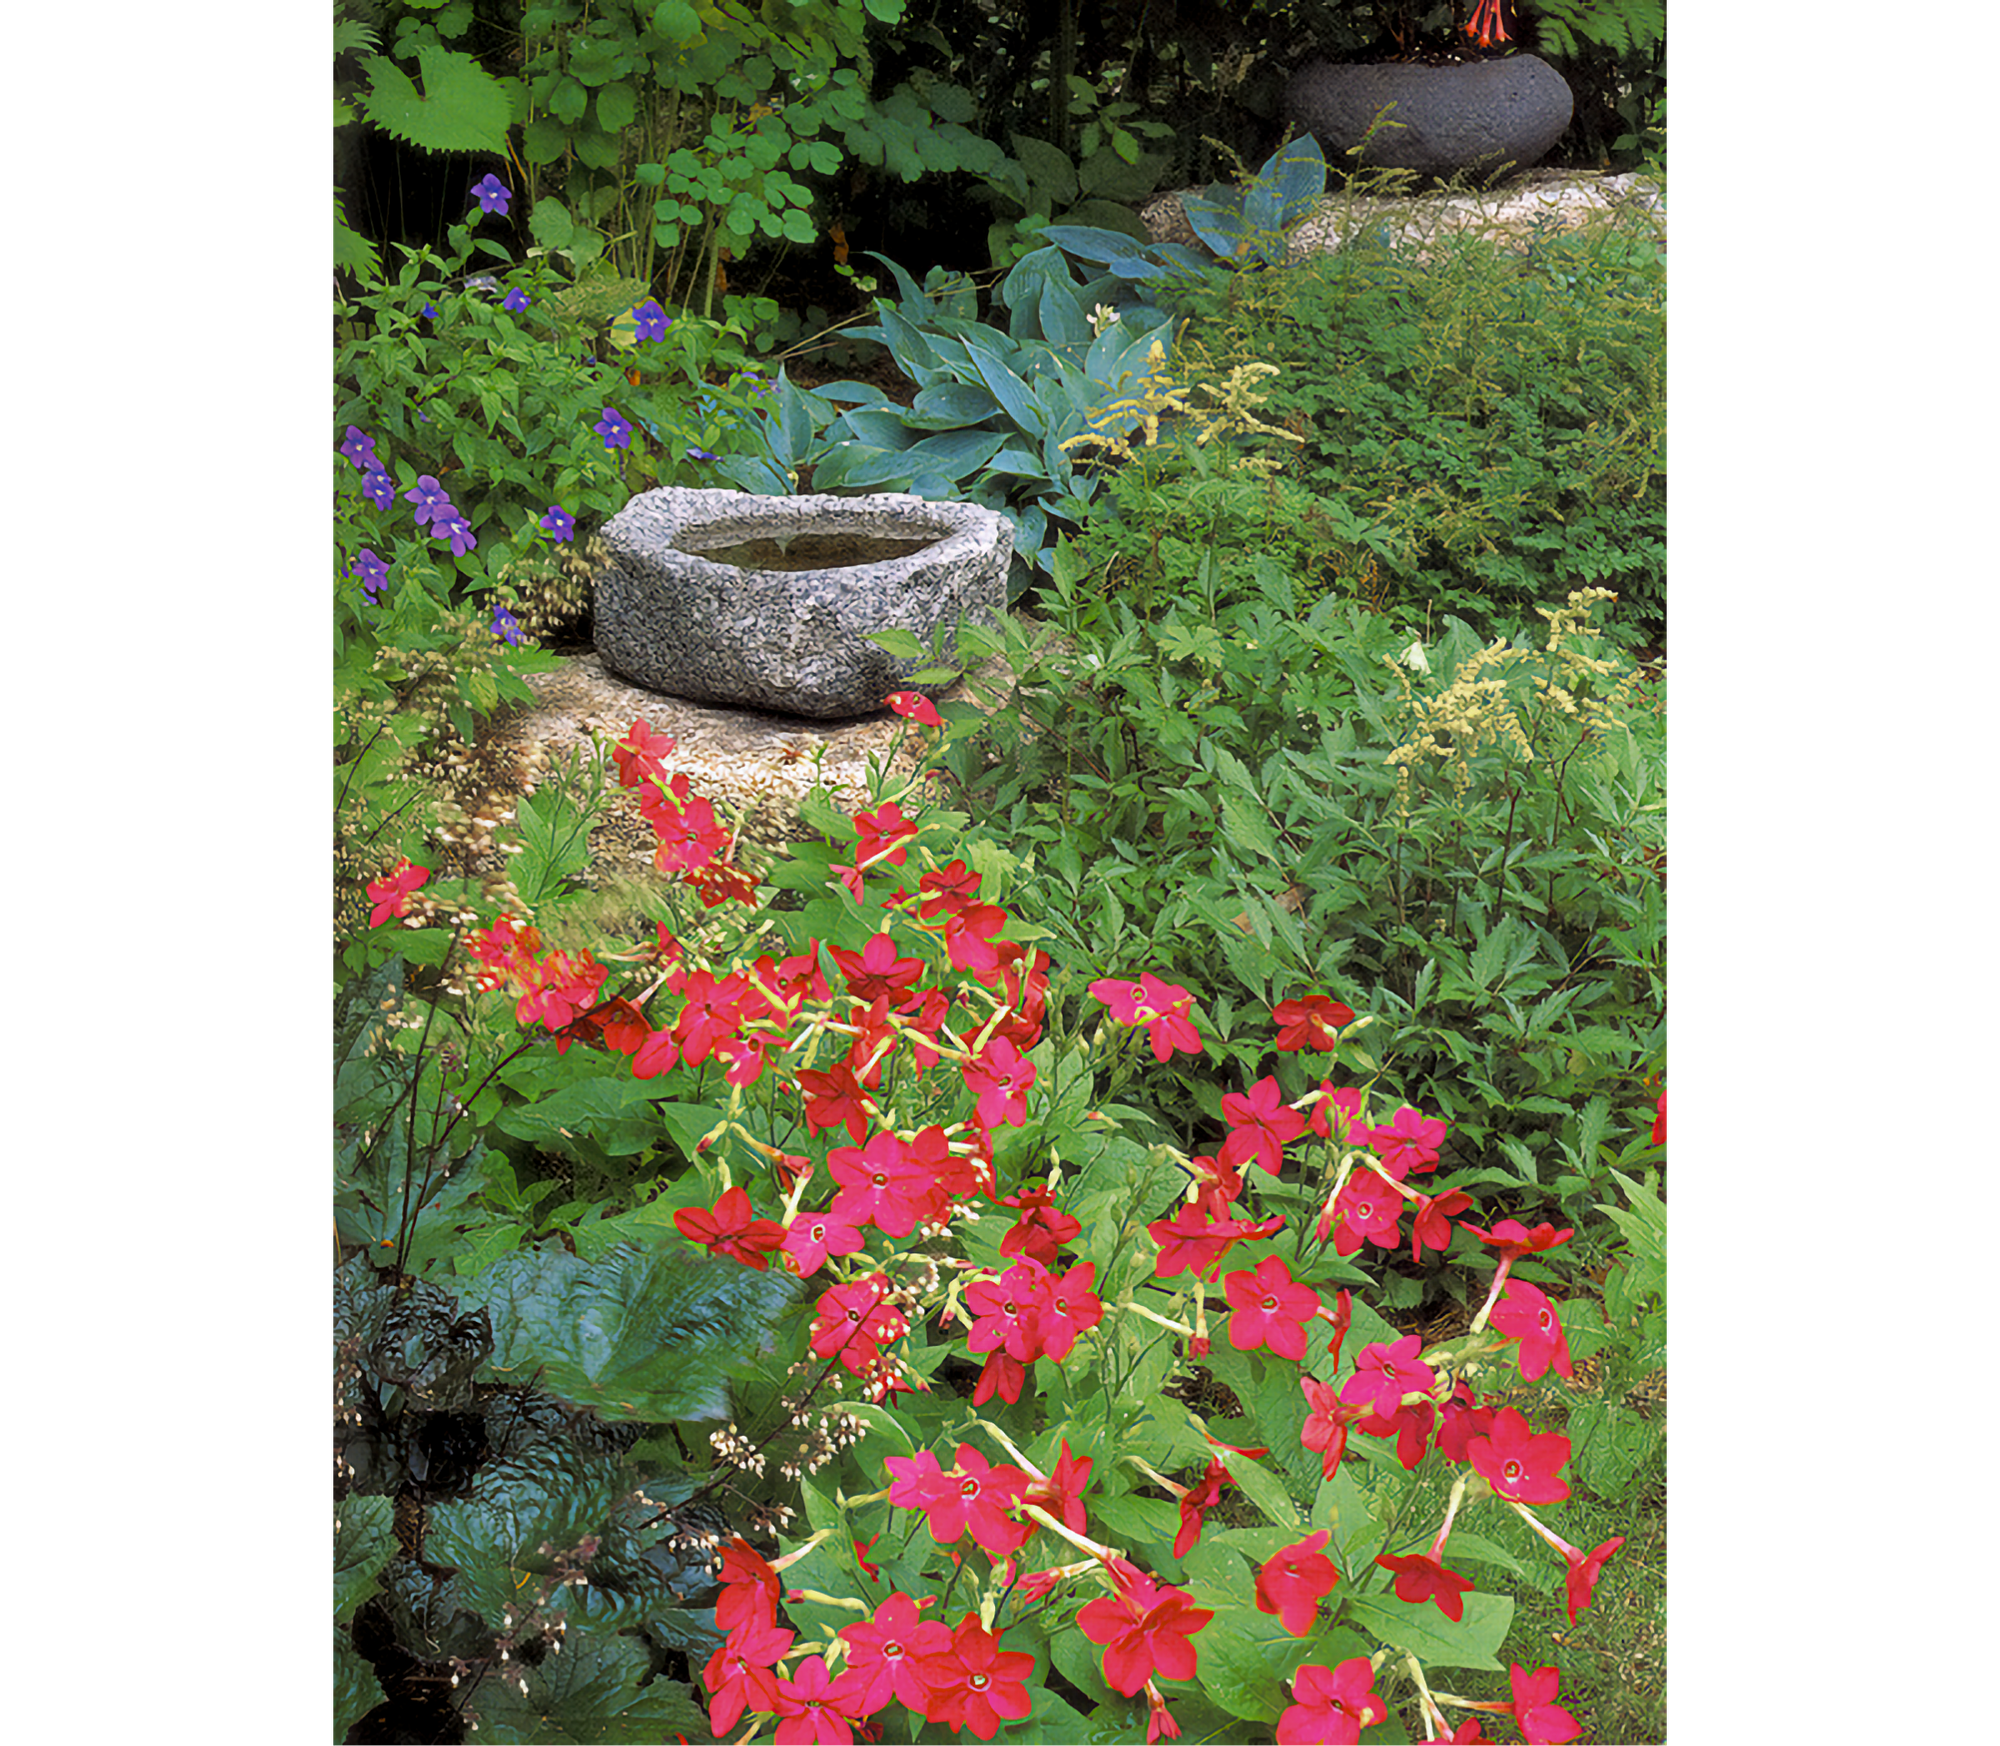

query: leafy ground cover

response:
[334,117,1666,1746]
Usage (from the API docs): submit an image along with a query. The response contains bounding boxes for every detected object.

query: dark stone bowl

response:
[1283,55,1574,184]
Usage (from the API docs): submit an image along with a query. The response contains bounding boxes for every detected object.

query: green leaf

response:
[335,1628,387,1741]
[651,0,701,40]
[1345,1588,1514,1670]
[458,1626,713,1742]
[595,80,637,132]
[1218,789,1281,864]
[334,1497,397,1624]
[361,47,514,155]
[530,196,577,250]
[476,1241,799,1421]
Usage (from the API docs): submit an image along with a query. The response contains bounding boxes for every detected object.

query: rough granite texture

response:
[595,488,1013,720]
[1283,55,1573,181]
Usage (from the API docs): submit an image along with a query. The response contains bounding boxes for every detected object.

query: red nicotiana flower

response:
[1272,993,1356,1051]
[944,902,1011,976]
[962,1034,1035,1129]
[886,1445,1033,1557]
[1255,1531,1339,1636]
[1277,1658,1388,1746]
[649,786,732,874]
[796,1062,876,1146]
[773,1653,871,1743]
[1075,1559,1214,1694]
[1023,1437,1093,1534]
[1469,1407,1572,1504]
[1223,1255,1322,1361]
[1462,1217,1574,1263]
[996,1185,1082,1265]
[1301,1374,1369,1477]
[1218,1075,1307,1177]
[917,859,983,918]
[1320,1166,1406,1255]
[701,1612,796,1734]
[1341,1333,1439,1419]
[714,1536,783,1634]
[1375,1549,1476,1622]
[1490,1278,1575,1383]
[1435,1380,1498,1464]
[914,1613,1036,1739]
[853,799,920,870]
[840,1590,952,1717]
[1652,1086,1666,1147]
[1171,1457,1232,1558]
[1147,1204,1282,1281]
[964,1258,1055,1365]
[1360,1397,1436,1470]
[1409,1187,1472,1264]
[828,1130,942,1238]
[828,930,927,1005]
[365,857,429,927]
[1307,1081,1366,1143]
[612,717,678,788]
[1087,972,1203,1062]
[1044,1262,1105,1358]
[1509,1663,1581,1745]
[810,1275,908,1375]
[885,689,944,727]
[1553,1533,1625,1624]
[674,1185,787,1270]
[1364,1103,1447,1176]
[780,1206,866,1277]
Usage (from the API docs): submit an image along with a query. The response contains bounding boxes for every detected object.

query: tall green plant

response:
[509,0,1007,318]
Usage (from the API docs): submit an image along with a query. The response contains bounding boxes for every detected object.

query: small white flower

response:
[1400,640,1431,674]
[1089,303,1120,335]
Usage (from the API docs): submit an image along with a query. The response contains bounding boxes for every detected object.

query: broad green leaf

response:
[476,1241,798,1420]
[1218,789,1281,863]
[335,1628,387,1741]
[361,47,515,155]
[1189,1610,1289,1724]
[334,1497,397,1624]
[459,1626,712,1742]
[1345,1588,1514,1670]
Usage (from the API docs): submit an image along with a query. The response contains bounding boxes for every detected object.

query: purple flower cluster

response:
[632,298,671,342]
[405,473,478,555]
[470,174,511,217]
[341,425,400,523]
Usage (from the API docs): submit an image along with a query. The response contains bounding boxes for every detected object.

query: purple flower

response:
[421,302,439,320]
[433,512,479,556]
[403,475,452,526]
[594,407,633,450]
[540,505,575,543]
[347,548,390,601]
[470,174,511,216]
[361,470,397,511]
[339,425,378,471]
[502,286,531,312]
[687,446,716,462]
[633,298,670,341]
[491,605,525,645]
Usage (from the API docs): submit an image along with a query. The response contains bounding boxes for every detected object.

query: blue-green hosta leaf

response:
[832,406,920,452]
[909,379,1005,426]
[808,441,904,492]
[1181,187,1253,260]
[896,427,1010,482]
[957,329,1047,439]
[1245,135,1327,240]
[476,1241,797,1421]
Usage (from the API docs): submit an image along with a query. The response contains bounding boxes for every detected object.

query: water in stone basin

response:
[676,532,943,571]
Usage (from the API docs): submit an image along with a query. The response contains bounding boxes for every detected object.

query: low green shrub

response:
[946,496,1663,1277]
[1173,208,1666,645]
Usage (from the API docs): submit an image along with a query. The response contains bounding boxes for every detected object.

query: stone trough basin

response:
[594,487,1013,720]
